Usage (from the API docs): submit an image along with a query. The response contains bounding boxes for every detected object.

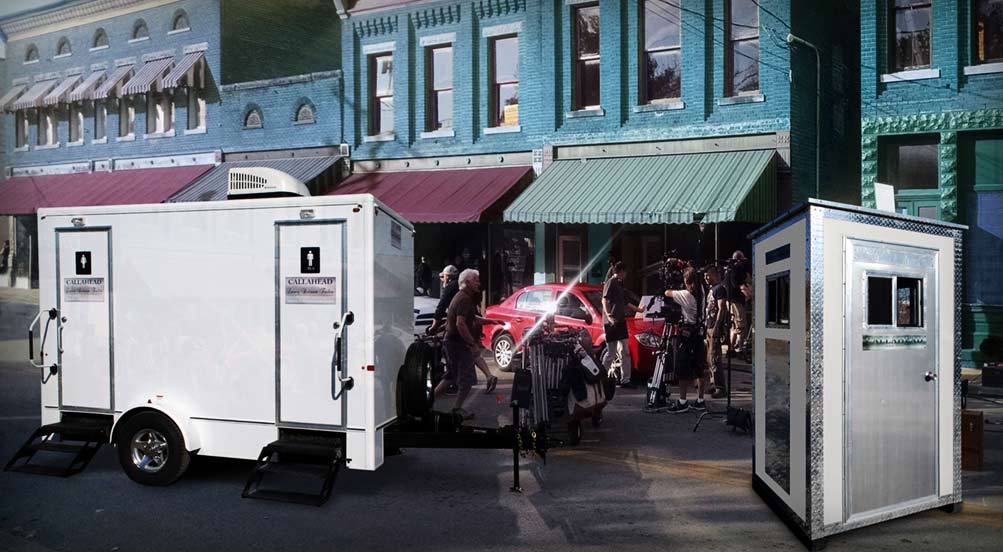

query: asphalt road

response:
[1,306,1001,550]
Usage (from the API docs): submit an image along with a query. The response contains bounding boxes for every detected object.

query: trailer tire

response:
[401,341,435,417]
[116,411,191,486]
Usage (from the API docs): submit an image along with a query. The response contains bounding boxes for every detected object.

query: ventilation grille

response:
[227,167,311,199]
[228,170,271,192]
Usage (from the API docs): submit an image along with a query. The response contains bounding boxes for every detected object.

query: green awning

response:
[504,149,778,224]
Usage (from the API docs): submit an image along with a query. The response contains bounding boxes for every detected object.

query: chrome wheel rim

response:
[130,429,169,474]
[495,339,513,368]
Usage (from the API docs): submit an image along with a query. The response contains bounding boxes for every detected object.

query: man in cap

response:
[427,265,460,335]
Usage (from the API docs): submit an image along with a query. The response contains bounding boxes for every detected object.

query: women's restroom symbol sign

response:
[300,247,320,274]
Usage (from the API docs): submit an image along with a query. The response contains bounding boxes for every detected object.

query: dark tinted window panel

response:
[896,277,923,327]
[975,0,1003,64]
[730,38,760,94]
[867,276,894,326]
[878,137,938,190]
[575,6,600,56]
[893,0,932,70]
[576,58,601,107]
[644,1,681,49]
[645,50,682,100]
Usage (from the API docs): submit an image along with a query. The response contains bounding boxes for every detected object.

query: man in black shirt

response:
[726,251,751,355]
[427,265,459,335]
[704,266,729,399]
[434,269,492,419]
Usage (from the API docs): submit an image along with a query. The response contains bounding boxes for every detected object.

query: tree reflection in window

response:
[643,0,682,102]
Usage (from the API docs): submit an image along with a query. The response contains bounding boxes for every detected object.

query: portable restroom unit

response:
[749,200,964,548]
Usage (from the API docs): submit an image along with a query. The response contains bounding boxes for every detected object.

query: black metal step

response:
[5,418,111,477]
[242,436,345,507]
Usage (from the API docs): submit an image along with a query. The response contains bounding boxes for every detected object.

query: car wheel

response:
[492,333,516,372]
[116,411,190,486]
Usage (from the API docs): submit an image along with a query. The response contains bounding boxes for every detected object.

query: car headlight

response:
[634,331,660,349]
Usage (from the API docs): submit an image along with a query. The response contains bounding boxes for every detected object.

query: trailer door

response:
[56,228,113,412]
[276,220,347,428]
[844,239,938,521]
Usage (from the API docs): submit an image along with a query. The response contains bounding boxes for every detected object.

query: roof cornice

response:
[1,0,178,42]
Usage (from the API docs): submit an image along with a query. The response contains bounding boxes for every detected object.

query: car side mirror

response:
[583,310,593,325]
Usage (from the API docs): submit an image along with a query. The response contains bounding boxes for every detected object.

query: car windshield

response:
[583,290,603,314]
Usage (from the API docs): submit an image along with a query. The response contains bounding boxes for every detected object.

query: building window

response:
[891,0,932,71]
[25,45,39,63]
[368,53,394,136]
[69,105,83,142]
[93,28,109,49]
[132,19,150,40]
[147,93,173,134]
[15,111,29,148]
[95,103,107,140]
[119,99,135,137]
[426,45,453,131]
[56,37,72,57]
[573,4,601,110]
[642,0,682,103]
[188,89,206,130]
[490,35,519,127]
[244,108,263,129]
[878,135,939,190]
[295,103,315,124]
[975,0,1003,64]
[38,109,56,146]
[172,11,190,32]
[726,0,760,96]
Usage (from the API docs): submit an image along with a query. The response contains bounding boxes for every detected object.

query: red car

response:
[480,283,665,380]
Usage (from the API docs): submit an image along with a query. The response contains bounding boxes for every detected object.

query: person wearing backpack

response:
[662,268,710,413]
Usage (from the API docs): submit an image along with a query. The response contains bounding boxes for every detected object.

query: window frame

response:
[877,133,940,191]
[515,289,555,314]
[244,108,263,130]
[368,52,395,136]
[972,0,1003,65]
[765,271,791,328]
[171,12,191,33]
[572,3,601,111]
[865,273,926,329]
[489,34,520,127]
[131,20,150,41]
[56,37,72,57]
[94,102,107,141]
[119,98,135,138]
[37,109,56,146]
[641,0,683,104]
[92,29,109,50]
[69,104,83,143]
[15,111,30,148]
[24,45,39,64]
[146,92,173,135]
[425,44,454,132]
[725,0,761,97]
[889,0,933,72]
[295,103,315,124]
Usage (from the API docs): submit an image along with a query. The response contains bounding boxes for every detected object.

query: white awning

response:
[122,57,173,96]
[42,74,81,106]
[163,51,204,89]
[0,84,27,112]
[93,65,133,100]
[12,79,58,110]
[68,70,106,102]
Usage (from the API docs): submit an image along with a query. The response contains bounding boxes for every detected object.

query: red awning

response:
[0,165,214,215]
[328,166,532,223]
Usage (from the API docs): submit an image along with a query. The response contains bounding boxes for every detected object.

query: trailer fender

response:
[113,399,202,453]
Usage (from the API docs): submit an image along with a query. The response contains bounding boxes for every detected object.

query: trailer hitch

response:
[28,308,60,384]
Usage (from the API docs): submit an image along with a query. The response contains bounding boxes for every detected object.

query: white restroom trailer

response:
[749,200,964,548]
[15,192,416,493]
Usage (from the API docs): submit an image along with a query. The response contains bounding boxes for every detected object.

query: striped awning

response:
[12,79,58,110]
[504,150,778,224]
[42,74,81,106]
[122,57,173,96]
[0,84,27,112]
[94,65,133,99]
[163,51,203,89]
[68,70,106,102]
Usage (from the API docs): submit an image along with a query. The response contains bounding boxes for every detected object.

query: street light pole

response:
[787,33,821,200]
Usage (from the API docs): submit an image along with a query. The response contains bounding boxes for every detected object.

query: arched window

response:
[244,108,263,129]
[172,11,190,32]
[93,28,109,48]
[295,103,315,124]
[56,37,71,56]
[25,45,39,63]
[132,19,149,40]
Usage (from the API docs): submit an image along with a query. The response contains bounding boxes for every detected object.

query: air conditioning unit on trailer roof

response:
[227,167,311,199]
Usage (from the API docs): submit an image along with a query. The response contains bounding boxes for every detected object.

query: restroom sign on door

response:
[301,247,320,273]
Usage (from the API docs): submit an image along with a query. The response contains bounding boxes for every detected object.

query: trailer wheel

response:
[401,341,435,417]
[116,411,190,486]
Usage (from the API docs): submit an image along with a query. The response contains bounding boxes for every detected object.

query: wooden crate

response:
[961,409,984,471]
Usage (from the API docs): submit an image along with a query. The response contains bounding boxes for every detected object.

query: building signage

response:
[301,247,320,273]
[64,277,105,302]
[285,276,337,304]
[75,251,92,275]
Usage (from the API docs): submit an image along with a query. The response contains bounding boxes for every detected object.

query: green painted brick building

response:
[860,0,1003,366]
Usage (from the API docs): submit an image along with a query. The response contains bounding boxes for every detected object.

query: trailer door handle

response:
[924,371,938,382]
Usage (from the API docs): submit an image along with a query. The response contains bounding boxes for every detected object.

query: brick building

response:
[337,0,859,298]
[859,0,1003,367]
